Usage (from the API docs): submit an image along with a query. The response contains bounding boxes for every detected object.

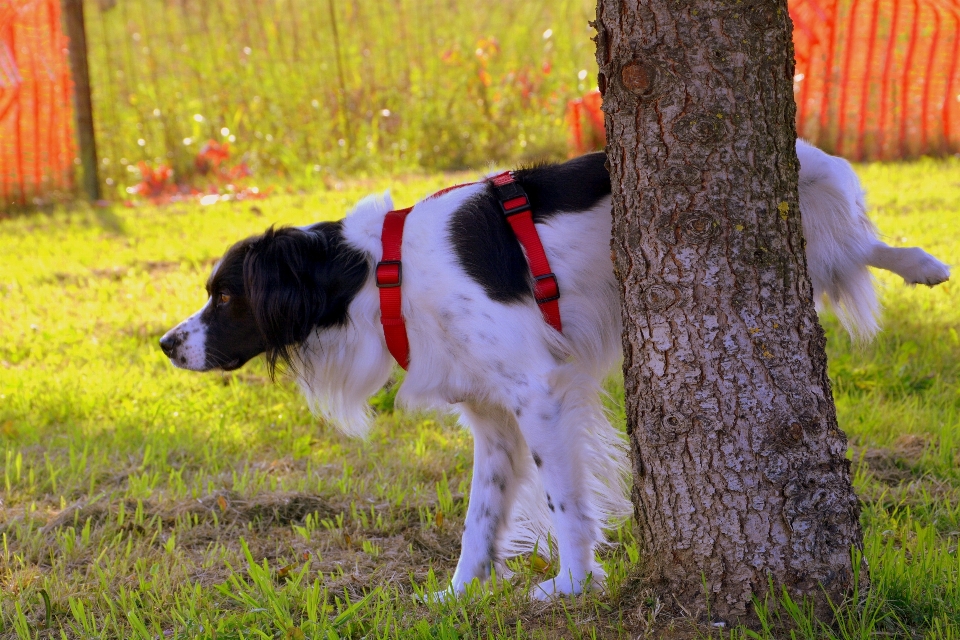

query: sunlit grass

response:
[83,0,597,195]
[1,158,959,638]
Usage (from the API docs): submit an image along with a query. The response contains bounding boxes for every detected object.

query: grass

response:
[82,0,598,195]
[1,156,959,638]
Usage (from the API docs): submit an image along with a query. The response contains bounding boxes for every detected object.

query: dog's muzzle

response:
[159,313,209,370]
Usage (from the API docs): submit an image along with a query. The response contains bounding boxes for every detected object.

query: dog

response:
[160,140,949,599]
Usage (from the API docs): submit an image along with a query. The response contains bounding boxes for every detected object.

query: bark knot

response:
[644,412,693,446]
[742,1,775,29]
[673,112,725,145]
[678,210,720,243]
[621,60,658,97]
[643,285,679,311]
[664,164,701,185]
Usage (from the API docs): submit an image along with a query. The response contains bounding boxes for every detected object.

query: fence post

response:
[62,0,100,200]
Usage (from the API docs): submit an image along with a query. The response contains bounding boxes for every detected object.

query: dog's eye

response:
[217,293,231,306]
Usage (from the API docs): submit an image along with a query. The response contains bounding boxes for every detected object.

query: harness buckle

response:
[492,177,532,217]
[500,195,531,217]
[376,260,402,288]
[534,273,560,304]
[493,180,523,199]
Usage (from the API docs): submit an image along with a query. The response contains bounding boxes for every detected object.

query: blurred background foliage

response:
[85,0,597,194]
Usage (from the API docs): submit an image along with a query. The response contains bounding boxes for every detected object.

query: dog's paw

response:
[530,571,604,601]
[416,579,482,604]
[908,255,951,287]
[416,587,458,604]
[899,249,951,287]
[414,584,461,604]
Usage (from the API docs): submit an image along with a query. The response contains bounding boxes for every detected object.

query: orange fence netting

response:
[569,0,960,160]
[793,0,960,160]
[1,0,74,206]
[4,0,960,205]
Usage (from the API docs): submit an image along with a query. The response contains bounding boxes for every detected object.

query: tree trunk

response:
[595,0,866,624]
[63,0,101,201]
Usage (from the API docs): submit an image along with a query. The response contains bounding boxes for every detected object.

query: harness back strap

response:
[489,172,562,333]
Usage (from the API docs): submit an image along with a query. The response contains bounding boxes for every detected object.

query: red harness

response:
[376,172,562,370]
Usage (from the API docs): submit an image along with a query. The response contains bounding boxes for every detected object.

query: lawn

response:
[1,158,959,638]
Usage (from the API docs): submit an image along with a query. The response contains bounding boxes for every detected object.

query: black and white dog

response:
[160,140,949,599]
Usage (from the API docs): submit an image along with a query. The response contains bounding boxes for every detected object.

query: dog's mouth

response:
[168,356,210,372]
[220,358,243,371]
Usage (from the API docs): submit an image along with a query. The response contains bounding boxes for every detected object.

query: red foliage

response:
[565,90,605,156]
[195,139,252,182]
[128,162,176,198]
[126,140,266,206]
[194,140,231,175]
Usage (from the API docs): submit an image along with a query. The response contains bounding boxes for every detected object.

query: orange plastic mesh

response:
[793,0,960,159]
[1,0,74,206]
[569,0,960,160]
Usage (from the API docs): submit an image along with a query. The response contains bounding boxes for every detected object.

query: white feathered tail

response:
[796,140,882,340]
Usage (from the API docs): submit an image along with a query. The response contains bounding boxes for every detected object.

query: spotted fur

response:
[160,141,950,599]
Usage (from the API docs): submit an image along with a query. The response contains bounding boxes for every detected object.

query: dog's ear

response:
[243,227,330,374]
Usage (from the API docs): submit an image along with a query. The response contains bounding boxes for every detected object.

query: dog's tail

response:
[796,140,881,341]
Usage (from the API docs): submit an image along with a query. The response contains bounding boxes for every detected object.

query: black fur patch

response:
[199,222,367,373]
[201,237,265,371]
[513,151,610,222]
[448,152,609,303]
[448,194,531,303]
[244,222,368,374]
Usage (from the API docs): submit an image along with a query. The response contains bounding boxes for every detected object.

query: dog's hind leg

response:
[867,242,950,287]
[444,402,526,595]
[796,139,951,339]
[511,378,607,599]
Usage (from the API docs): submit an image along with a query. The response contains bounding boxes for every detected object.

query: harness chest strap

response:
[377,174,562,370]
[376,206,412,370]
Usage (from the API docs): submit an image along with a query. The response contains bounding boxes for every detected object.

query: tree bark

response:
[595,0,865,624]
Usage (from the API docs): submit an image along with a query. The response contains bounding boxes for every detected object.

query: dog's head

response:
[159,223,368,374]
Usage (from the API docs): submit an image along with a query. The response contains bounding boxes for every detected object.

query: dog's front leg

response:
[443,402,524,596]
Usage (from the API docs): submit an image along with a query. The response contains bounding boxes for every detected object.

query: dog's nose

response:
[159,332,180,357]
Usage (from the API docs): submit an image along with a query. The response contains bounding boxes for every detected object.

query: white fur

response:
[163,301,211,370]
[796,140,950,339]
[171,141,950,599]
[293,193,398,437]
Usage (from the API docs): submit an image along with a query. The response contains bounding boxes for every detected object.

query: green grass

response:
[81,0,598,196]
[1,158,959,638]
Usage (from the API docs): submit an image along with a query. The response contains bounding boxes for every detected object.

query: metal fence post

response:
[62,0,100,200]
